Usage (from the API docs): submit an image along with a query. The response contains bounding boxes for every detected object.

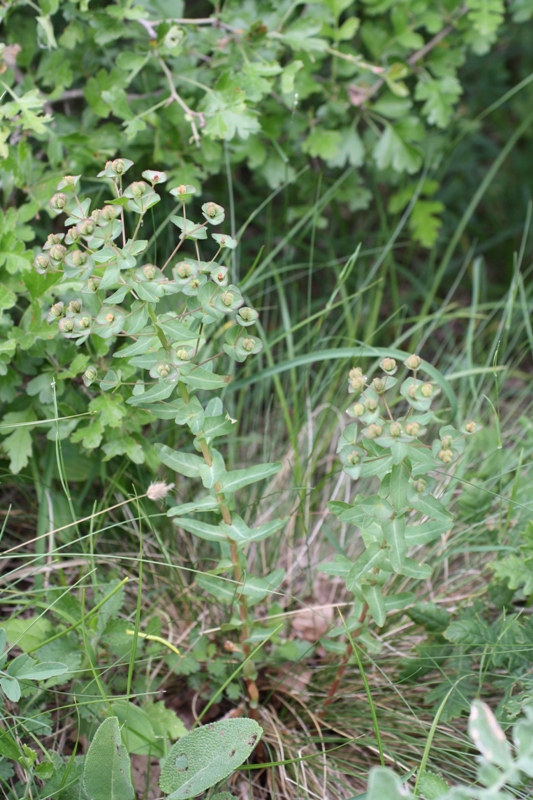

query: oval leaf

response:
[83,716,134,800]
[159,718,262,799]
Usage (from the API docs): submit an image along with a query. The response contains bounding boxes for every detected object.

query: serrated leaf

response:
[415,75,462,128]
[159,718,262,799]
[373,122,422,174]
[444,617,487,645]
[407,602,450,633]
[83,717,134,800]
[0,409,36,474]
[416,769,449,799]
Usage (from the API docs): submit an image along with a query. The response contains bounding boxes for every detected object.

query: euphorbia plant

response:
[37,159,287,711]
[320,354,480,703]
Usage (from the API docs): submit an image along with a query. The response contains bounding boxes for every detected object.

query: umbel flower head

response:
[146,481,175,501]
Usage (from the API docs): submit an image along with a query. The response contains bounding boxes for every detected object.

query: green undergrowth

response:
[2,77,533,798]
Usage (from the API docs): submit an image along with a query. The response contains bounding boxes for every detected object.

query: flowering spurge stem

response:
[321,603,368,711]
[40,162,276,715]
[194,426,260,713]
[320,356,480,707]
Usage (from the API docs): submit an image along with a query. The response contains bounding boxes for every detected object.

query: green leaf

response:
[0,675,20,702]
[7,654,67,682]
[89,394,126,428]
[0,409,36,474]
[389,462,409,509]
[409,494,453,522]
[468,700,513,769]
[281,60,303,94]
[175,518,226,543]
[111,699,160,756]
[156,317,200,342]
[407,602,450,633]
[399,557,432,580]
[416,769,449,799]
[168,496,219,517]
[362,583,386,627]
[373,121,423,174]
[159,718,262,799]
[0,727,24,763]
[4,616,53,652]
[415,75,462,129]
[1,88,52,134]
[325,126,365,168]
[0,282,16,310]
[382,516,406,572]
[491,554,533,595]
[218,462,281,494]
[170,216,208,240]
[273,20,328,53]
[367,766,414,800]
[196,413,236,442]
[318,554,353,578]
[239,568,285,604]
[145,701,187,741]
[346,543,387,591]
[155,444,204,478]
[126,379,177,405]
[404,519,451,546]
[181,366,228,390]
[465,0,505,54]
[83,716,135,800]
[220,515,286,546]
[302,128,341,160]
[196,573,236,602]
[444,616,486,645]
[203,88,260,141]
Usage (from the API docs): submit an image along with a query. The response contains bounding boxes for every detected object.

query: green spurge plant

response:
[36,159,287,712]
[367,700,533,799]
[320,355,480,697]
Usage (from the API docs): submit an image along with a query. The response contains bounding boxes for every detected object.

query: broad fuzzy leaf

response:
[159,718,262,799]
[83,716,134,800]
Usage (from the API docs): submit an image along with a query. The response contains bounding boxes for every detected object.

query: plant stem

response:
[321,603,368,711]
[178,382,260,713]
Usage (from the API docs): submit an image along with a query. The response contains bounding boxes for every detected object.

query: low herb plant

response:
[320,356,480,701]
[34,159,288,714]
[82,715,260,800]
[367,700,533,799]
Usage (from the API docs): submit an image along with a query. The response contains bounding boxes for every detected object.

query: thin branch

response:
[157,56,205,147]
[348,9,468,107]
[149,16,243,35]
